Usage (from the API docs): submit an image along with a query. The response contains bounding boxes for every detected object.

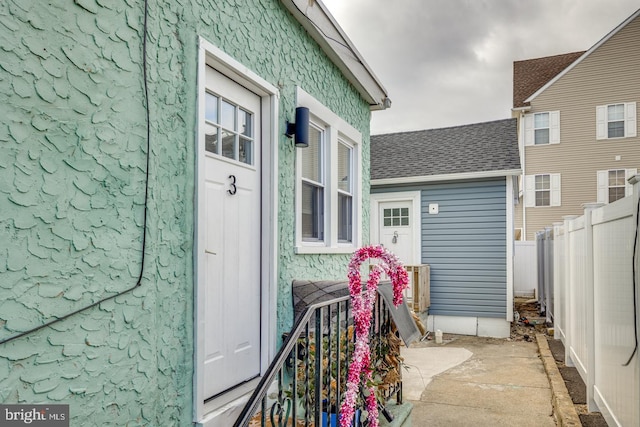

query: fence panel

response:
[514,241,537,298]
[540,176,640,427]
[592,196,639,427]
[553,223,566,344]
[567,217,589,379]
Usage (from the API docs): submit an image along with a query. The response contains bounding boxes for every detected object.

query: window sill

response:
[295,245,357,255]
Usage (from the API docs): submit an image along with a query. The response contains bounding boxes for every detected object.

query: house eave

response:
[280,0,390,111]
[371,169,522,187]
[525,7,640,104]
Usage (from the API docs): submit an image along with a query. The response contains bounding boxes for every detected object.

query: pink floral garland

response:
[339,245,409,427]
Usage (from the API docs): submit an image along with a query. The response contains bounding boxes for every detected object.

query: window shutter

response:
[524,175,535,207]
[596,105,606,140]
[596,170,607,204]
[524,115,534,146]
[625,102,637,138]
[549,111,560,144]
[626,168,638,197]
[550,173,561,206]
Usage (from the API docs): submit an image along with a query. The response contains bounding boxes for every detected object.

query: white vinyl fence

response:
[539,176,640,427]
[514,241,537,298]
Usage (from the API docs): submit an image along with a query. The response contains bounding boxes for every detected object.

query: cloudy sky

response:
[321,0,639,135]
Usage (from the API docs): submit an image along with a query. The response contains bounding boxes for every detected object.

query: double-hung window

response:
[524,173,561,207]
[534,112,550,145]
[300,125,325,241]
[597,168,637,204]
[596,102,637,139]
[337,141,353,243]
[295,87,362,253]
[524,111,560,146]
[535,175,550,206]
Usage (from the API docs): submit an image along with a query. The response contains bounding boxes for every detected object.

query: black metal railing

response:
[234,292,402,427]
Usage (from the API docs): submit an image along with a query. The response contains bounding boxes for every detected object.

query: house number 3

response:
[227,175,237,195]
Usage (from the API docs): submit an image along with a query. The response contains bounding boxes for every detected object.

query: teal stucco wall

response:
[0,0,372,424]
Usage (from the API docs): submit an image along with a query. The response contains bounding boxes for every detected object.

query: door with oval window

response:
[201,66,261,399]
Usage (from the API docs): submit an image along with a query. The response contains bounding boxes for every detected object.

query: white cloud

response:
[321,0,639,134]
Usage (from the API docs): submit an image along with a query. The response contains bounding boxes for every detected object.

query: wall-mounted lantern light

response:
[285,106,309,148]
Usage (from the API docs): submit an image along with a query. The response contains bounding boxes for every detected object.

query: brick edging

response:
[535,334,582,427]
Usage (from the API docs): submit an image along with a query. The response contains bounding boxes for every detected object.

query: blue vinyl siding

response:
[372,178,508,318]
[422,179,506,318]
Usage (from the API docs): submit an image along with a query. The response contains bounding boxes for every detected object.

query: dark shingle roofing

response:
[513,51,585,108]
[370,118,520,181]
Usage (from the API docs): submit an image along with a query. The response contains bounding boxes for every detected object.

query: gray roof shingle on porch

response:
[370,118,520,181]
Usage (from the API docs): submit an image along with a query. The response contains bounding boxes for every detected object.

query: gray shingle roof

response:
[370,118,520,181]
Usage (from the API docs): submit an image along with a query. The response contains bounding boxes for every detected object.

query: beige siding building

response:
[513,9,640,240]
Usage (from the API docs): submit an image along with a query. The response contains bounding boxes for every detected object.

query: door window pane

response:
[221,129,235,159]
[205,124,218,154]
[240,138,252,165]
[205,93,218,122]
[383,206,410,227]
[221,100,235,131]
[240,109,252,137]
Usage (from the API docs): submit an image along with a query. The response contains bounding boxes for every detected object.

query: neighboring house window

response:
[534,112,550,145]
[597,168,637,204]
[295,87,362,254]
[301,124,325,241]
[535,175,550,206]
[524,111,560,146]
[596,102,637,140]
[524,173,561,207]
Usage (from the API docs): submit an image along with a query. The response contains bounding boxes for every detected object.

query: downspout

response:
[520,111,527,241]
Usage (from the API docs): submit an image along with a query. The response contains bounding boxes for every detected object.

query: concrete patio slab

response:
[402,335,557,426]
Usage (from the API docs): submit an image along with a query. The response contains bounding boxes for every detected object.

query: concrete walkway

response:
[402,334,557,426]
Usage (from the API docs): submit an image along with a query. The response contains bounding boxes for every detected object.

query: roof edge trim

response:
[371,169,523,186]
[280,0,390,110]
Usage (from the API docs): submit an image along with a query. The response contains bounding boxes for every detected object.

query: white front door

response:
[202,66,261,399]
[378,201,414,265]
[374,199,417,303]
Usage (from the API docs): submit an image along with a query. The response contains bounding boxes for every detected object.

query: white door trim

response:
[194,37,280,423]
[370,191,421,264]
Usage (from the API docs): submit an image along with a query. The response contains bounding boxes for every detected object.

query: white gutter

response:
[280,0,390,110]
[371,169,522,187]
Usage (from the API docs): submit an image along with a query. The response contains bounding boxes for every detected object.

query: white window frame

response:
[596,168,637,204]
[596,102,637,140]
[524,111,560,146]
[524,173,561,207]
[295,87,362,254]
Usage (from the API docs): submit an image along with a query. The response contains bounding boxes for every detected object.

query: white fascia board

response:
[525,8,640,104]
[280,0,390,110]
[371,169,523,187]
